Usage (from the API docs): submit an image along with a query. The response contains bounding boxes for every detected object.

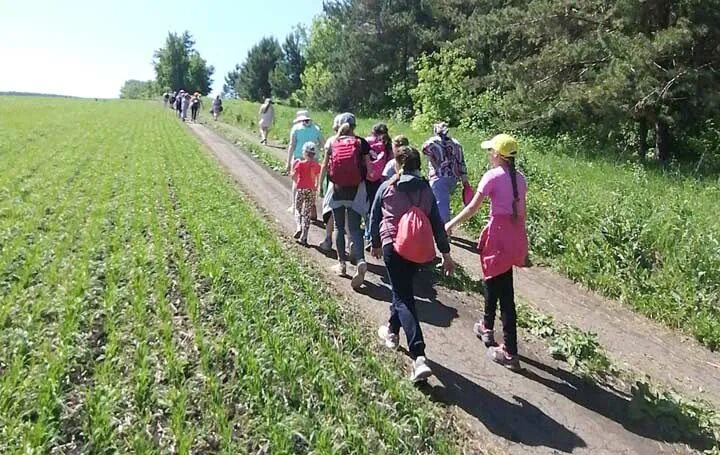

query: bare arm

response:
[287,132,296,172]
[319,148,331,185]
[445,192,485,234]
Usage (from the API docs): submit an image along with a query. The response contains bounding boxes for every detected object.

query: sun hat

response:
[434,122,449,136]
[481,134,518,158]
[293,110,312,123]
[302,141,317,154]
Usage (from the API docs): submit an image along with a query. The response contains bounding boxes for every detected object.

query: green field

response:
[220,100,720,350]
[0,97,459,454]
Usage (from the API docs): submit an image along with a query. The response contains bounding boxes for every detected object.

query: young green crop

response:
[221,100,720,351]
[0,97,461,454]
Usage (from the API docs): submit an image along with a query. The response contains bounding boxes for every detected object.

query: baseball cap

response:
[481,134,518,158]
[337,112,356,127]
[302,141,317,154]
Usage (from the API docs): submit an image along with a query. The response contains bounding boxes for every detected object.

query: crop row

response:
[0,97,460,454]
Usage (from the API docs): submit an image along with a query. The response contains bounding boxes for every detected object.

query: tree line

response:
[227,0,720,165]
[120,31,214,99]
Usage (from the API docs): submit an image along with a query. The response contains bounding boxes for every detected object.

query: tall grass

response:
[221,99,720,351]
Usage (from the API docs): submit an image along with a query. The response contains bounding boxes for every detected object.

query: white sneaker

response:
[332,262,347,276]
[377,325,399,350]
[410,356,433,383]
[318,237,333,252]
[351,261,367,289]
[287,205,294,213]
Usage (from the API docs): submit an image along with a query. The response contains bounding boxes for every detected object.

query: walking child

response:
[370,146,456,382]
[445,134,528,371]
[382,135,410,180]
[292,142,322,246]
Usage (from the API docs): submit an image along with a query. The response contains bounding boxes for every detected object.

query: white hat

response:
[294,110,312,123]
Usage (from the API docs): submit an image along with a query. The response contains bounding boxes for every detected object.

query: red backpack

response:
[394,189,436,264]
[329,136,363,186]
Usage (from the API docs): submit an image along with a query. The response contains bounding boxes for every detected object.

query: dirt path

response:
[212,120,720,409]
[187,122,709,454]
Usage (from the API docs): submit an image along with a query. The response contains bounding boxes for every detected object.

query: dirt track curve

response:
[186,121,716,454]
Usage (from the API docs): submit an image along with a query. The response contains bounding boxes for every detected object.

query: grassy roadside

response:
[211,108,720,452]
[217,99,720,351]
[0,97,464,454]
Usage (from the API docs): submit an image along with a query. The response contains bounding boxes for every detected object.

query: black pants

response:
[383,244,425,358]
[483,269,518,355]
[191,104,199,121]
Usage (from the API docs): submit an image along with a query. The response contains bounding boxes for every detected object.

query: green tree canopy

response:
[119,80,160,99]
[270,27,307,99]
[153,31,214,95]
[233,37,283,101]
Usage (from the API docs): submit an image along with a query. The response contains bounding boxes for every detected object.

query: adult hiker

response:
[364,123,393,244]
[421,122,469,223]
[318,114,343,252]
[382,135,410,180]
[163,92,169,107]
[286,110,323,215]
[445,134,528,371]
[211,95,223,121]
[258,98,274,144]
[320,112,372,288]
[175,90,183,118]
[181,92,191,121]
[370,146,455,382]
[291,142,322,246]
[190,94,201,122]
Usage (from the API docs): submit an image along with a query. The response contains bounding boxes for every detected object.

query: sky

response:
[0,0,324,98]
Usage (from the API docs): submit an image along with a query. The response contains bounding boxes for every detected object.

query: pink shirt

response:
[477,166,527,217]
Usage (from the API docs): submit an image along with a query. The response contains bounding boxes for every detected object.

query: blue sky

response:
[0,0,324,98]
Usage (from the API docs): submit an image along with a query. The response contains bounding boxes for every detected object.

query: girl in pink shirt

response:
[292,142,322,245]
[445,134,528,371]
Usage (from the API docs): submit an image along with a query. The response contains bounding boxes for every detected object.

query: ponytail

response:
[337,122,353,136]
[506,157,519,223]
[388,146,421,187]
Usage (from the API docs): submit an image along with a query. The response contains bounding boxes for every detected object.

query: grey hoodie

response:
[370,173,450,255]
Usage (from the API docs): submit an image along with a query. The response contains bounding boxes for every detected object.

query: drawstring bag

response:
[395,189,436,264]
[462,181,474,206]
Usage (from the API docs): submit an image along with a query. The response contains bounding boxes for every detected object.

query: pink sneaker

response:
[488,345,521,371]
[473,321,497,347]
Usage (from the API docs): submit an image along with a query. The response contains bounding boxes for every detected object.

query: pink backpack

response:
[394,189,436,264]
[366,135,388,182]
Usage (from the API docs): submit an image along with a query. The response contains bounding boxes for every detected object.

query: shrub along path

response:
[187,120,714,454]
[208,119,720,410]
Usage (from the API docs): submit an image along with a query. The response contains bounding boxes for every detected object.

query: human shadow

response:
[518,356,716,451]
[450,235,479,254]
[421,360,586,453]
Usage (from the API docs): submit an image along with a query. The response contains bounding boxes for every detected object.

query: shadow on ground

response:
[421,360,587,453]
[518,356,717,451]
